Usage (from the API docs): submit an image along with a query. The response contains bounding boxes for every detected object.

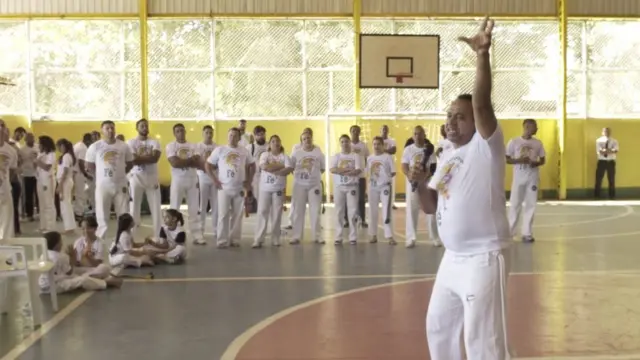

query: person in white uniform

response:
[55,139,77,233]
[348,126,369,227]
[166,123,201,243]
[73,134,93,218]
[290,132,325,244]
[0,121,18,240]
[367,136,396,244]
[20,133,38,222]
[594,127,619,199]
[36,136,57,232]
[73,216,112,278]
[143,209,187,263]
[238,119,254,147]
[284,128,315,230]
[246,126,268,197]
[380,125,397,209]
[252,135,293,248]
[128,119,162,238]
[205,127,255,248]
[331,135,362,245]
[85,121,134,238]
[195,125,218,245]
[418,18,511,360]
[401,126,437,248]
[506,119,545,243]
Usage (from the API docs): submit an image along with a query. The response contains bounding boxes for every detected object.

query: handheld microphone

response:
[411,140,435,192]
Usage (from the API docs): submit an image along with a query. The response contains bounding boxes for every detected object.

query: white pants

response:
[37,177,56,231]
[73,172,86,216]
[130,173,162,238]
[255,189,285,244]
[145,243,186,261]
[59,179,76,231]
[0,192,14,240]
[74,264,111,279]
[198,175,218,239]
[334,186,359,242]
[406,182,439,243]
[368,185,393,239]
[508,178,538,237]
[48,273,107,294]
[291,182,322,242]
[86,178,96,211]
[216,189,245,245]
[95,182,129,238]
[109,253,150,268]
[170,176,200,241]
[426,249,511,360]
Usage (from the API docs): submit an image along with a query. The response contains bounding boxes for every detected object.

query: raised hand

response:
[458,16,494,54]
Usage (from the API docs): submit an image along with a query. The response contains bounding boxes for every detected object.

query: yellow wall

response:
[4,115,633,198]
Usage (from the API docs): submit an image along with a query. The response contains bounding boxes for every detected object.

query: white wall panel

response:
[0,0,138,16]
[362,0,557,16]
[149,0,352,15]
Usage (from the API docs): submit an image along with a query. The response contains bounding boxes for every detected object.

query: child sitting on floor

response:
[109,213,155,268]
[73,216,111,278]
[144,209,187,264]
[38,231,123,294]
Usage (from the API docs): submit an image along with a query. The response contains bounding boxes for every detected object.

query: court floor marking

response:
[6,269,640,360]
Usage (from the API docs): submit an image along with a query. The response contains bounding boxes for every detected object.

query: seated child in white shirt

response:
[143,209,187,264]
[109,213,155,268]
[73,216,112,278]
[39,231,123,294]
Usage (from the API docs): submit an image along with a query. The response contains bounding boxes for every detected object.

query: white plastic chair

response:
[5,237,58,326]
[0,246,32,317]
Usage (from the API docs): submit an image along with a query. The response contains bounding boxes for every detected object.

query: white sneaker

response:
[194,239,207,245]
[432,238,443,247]
[405,240,416,248]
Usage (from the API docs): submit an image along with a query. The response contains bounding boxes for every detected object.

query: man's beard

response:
[256,139,266,146]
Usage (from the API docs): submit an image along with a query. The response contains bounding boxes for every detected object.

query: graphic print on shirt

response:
[102,150,119,178]
[435,155,463,227]
[298,157,315,180]
[337,158,355,185]
[224,152,241,179]
[369,160,384,186]
[264,154,283,185]
[0,153,8,185]
[518,145,532,170]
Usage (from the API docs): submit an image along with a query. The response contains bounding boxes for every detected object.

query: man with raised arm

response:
[416,18,511,359]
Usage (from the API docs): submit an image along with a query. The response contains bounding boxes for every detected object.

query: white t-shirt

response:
[39,251,71,289]
[331,152,361,187]
[158,225,186,248]
[239,133,252,147]
[207,145,255,191]
[195,141,217,179]
[595,136,618,161]
[437,138,455,161]
[85,140,133,186]
[367,153,395,190]
[73,142,87,173]
[19,146,38,177]
[36,152,55,185]
[351,141,369,178]
[506,136,546,183]
[401,144,434,183]
[428,128,510,254]
[110,231,134,256]
[73,237,104,263]
[259,152,291,192]
[247,142,269,164]
[383,137,396,153]
[0,143,18,198]
[128,138,161,179]
[291,147,325,187]
[56,153,74,182]
[166,141,198,181]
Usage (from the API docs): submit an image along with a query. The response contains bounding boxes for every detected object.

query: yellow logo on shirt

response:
[177,147,190,159]
[370,161,383,178]
[338,159,353,169]
[137,145,152,156]
[103,150,118,165]
[519,146,531,158]
[435,156,462,200]
[225,152,240,171]
[300,157,314,171]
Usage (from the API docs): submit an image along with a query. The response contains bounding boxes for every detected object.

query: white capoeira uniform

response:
[109,231,151,268]
[72,236,112,278]
[254,151,291,246]
[401,143,436,247]
[85,139,133,238]
[290,146,325,243]
[426,127,511,360]
[57,153,76,231]
[0,144,18,239]
[382,137,397,204]
[73,141,88,216]
[207,145,255,247]
[195,141,218,240]
[36,151,56,232]
[39,251,108,294]
[166,141,200,242]
[331,151,361,244]
[128,138,163,238]
[366,153,395,240]
[246,142,268,196]
[507,136,545,239]
[145,225,187,262]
